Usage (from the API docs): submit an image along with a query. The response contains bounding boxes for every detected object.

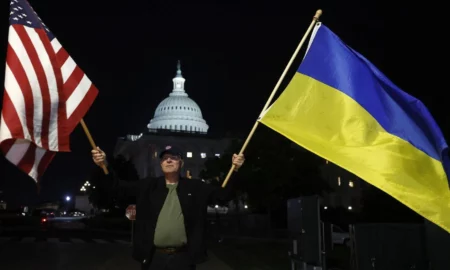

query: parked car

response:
[332,224,350,246]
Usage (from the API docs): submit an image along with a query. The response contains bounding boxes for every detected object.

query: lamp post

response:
[80,180,93,193]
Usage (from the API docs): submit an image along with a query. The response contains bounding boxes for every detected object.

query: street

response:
[0,227,233,270]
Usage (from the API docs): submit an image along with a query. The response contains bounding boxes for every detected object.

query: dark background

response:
[0,0,446,206]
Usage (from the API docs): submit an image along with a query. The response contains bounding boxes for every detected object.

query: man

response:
[91,145,245,270]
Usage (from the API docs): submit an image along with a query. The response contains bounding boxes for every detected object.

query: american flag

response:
[0,0,98,182]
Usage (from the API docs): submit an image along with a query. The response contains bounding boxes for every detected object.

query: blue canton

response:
[9,0,55,40]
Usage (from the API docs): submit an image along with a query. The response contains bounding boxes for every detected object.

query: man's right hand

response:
[92,147,106,167]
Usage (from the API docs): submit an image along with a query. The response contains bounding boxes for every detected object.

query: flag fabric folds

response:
[0,0,98,182]
[258,22,450,233]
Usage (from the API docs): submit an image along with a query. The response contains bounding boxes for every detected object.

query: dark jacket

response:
[100,165,238,264]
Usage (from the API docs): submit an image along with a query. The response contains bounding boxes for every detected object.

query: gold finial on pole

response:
[314,9,323,20]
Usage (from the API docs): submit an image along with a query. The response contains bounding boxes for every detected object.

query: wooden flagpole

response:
[80,119,109,174]
[221,9,322,188]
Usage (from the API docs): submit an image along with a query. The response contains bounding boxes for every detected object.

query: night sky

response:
[0,1,445,207]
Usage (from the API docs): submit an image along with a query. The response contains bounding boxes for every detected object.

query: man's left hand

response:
[232,153,245,171]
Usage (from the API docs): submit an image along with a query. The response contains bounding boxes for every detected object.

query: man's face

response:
[160,154,183,174]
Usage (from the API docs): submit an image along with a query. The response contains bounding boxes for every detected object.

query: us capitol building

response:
[112,61,364,212]
[113,61,233,179]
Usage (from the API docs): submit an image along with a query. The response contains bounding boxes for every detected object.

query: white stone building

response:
[147,61,209,134]
[114,61,233,180]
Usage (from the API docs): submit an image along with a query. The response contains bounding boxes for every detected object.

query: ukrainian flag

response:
[258,22,450,233]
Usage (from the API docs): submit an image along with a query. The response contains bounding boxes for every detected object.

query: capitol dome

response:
[147,61,209,133]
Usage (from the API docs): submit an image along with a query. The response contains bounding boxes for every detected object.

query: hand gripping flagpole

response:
[221,9,322,188]
[80,119,109,175]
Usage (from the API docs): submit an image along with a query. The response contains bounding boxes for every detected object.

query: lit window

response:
[215,153,220,157]
[349,181,354,187]
[187,152,192,158]
[338,177,341,186]
[201,153,206,158]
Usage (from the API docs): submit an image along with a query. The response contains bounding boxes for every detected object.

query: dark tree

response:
[360,184,423,223]
[87,168,113,209]
[88,155,139,209]
[201,126,330,216]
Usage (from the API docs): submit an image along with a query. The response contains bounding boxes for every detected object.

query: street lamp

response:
[66,196,71,202]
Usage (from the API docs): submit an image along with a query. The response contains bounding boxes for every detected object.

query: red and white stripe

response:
[0,24,98,182]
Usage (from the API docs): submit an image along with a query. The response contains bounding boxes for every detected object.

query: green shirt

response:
[153,183,187,247]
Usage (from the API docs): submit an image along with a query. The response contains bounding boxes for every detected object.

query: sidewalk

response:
[198,251,234,270]
[99,250,234,270]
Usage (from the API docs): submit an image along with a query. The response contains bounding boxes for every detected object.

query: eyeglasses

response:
[161,155,181,161]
